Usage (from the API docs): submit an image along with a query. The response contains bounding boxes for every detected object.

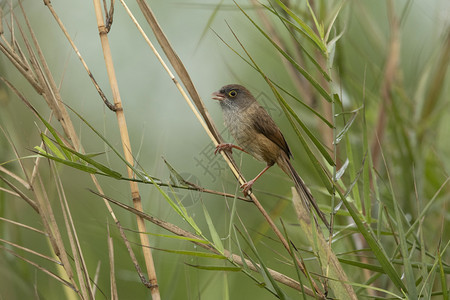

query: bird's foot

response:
[214,143,236,155]
[240,180,255,196]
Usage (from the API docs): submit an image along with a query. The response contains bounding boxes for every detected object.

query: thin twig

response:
[43,0,116,111]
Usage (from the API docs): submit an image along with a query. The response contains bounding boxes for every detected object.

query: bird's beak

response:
[211,91,226,101]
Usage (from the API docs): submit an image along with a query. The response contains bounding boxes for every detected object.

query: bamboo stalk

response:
[91,0,160,298]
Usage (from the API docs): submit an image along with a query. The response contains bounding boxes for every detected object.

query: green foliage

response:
[0,0,449,299]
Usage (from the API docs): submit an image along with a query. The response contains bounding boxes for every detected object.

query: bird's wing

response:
[251,105,292,158]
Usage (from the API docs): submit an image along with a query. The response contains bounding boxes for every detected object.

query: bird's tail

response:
[278,153,330,229]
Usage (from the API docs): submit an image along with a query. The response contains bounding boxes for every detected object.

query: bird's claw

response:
[240,180,254,196]
[214,143,234,155]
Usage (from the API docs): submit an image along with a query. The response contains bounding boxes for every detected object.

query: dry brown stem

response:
[91,0,160,297]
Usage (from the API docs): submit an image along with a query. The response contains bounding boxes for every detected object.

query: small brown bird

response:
[212,84,329,228]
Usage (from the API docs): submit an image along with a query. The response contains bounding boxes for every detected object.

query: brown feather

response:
[251,105,292,159]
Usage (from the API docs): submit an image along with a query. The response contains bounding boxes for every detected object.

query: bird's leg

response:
[214,143,249,155]
[241,164,273,196]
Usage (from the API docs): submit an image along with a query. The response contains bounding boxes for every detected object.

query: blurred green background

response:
[1,0,449,299]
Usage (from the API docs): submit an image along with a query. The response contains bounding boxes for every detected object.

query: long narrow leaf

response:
[274,0,327,53]
[185,264,241,272]
[262,2,330,81]
[202,203,224,254]
[336,188,406,292]
[235,1,333,103]
[41,133,66,160]
[381,149,418,298]
[34,149,98,174]
[151,247,226,259]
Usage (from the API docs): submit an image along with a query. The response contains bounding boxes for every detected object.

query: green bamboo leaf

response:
[280,220,309,300]
[390,260,450,273]
[185,263,241,272]
[202,203,224,254]
[325,0,346,42]
[151,247,226,259]
[336,188,406,292]
[84,151,105,158]
[381,151,418,298]
[334,109,359,144]
[262,2,331,81]
[28,105,73,160]
[235,2,332,102]
[326,29,345,70]
[306,0,324,40]
[274,0,327,53]
[419,239,450,297]
[270,86,334,193]
[362,100,372,222]
[405,177,450,238]
[335,158,349,181]
[197,0,224,47]
[438,249,448,300]
[34,146,48,155]
[232,228,249,273]
[34,150,98,174]
[40,133,66,160]
[64,104,145,180]
[0,155,41,167]
[164,185,202,235]
[142,232,209,244]
[275,88,335,166]
[162,157,187,186]
[57,143,122,179]
[235,227,287,299]
[338,258,384,273]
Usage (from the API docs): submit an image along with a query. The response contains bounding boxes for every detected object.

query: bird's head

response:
[212,84,255,110]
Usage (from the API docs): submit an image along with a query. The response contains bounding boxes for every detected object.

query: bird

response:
[212,84,329,228]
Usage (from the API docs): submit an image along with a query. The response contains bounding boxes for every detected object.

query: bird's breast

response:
[223,107,280,164]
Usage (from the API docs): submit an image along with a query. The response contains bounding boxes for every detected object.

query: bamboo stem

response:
[91,0,160,298]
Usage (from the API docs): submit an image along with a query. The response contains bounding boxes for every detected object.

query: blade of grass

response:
[280,220,308,300]
[202,202,224,254]
[274,0,327,53]
[235,226,288,299]
[235,1,332,103]
[41,133,66,160]
[380,145,418,299]
[185,264,241,272]
[336,187,406,291]
[150,247,226,259]
[438,247,448,300]
[33,149,99,175]
[262,2,330,81]
[306,0,324,40]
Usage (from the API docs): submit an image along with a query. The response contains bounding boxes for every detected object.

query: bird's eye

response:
[228,90,237,97]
